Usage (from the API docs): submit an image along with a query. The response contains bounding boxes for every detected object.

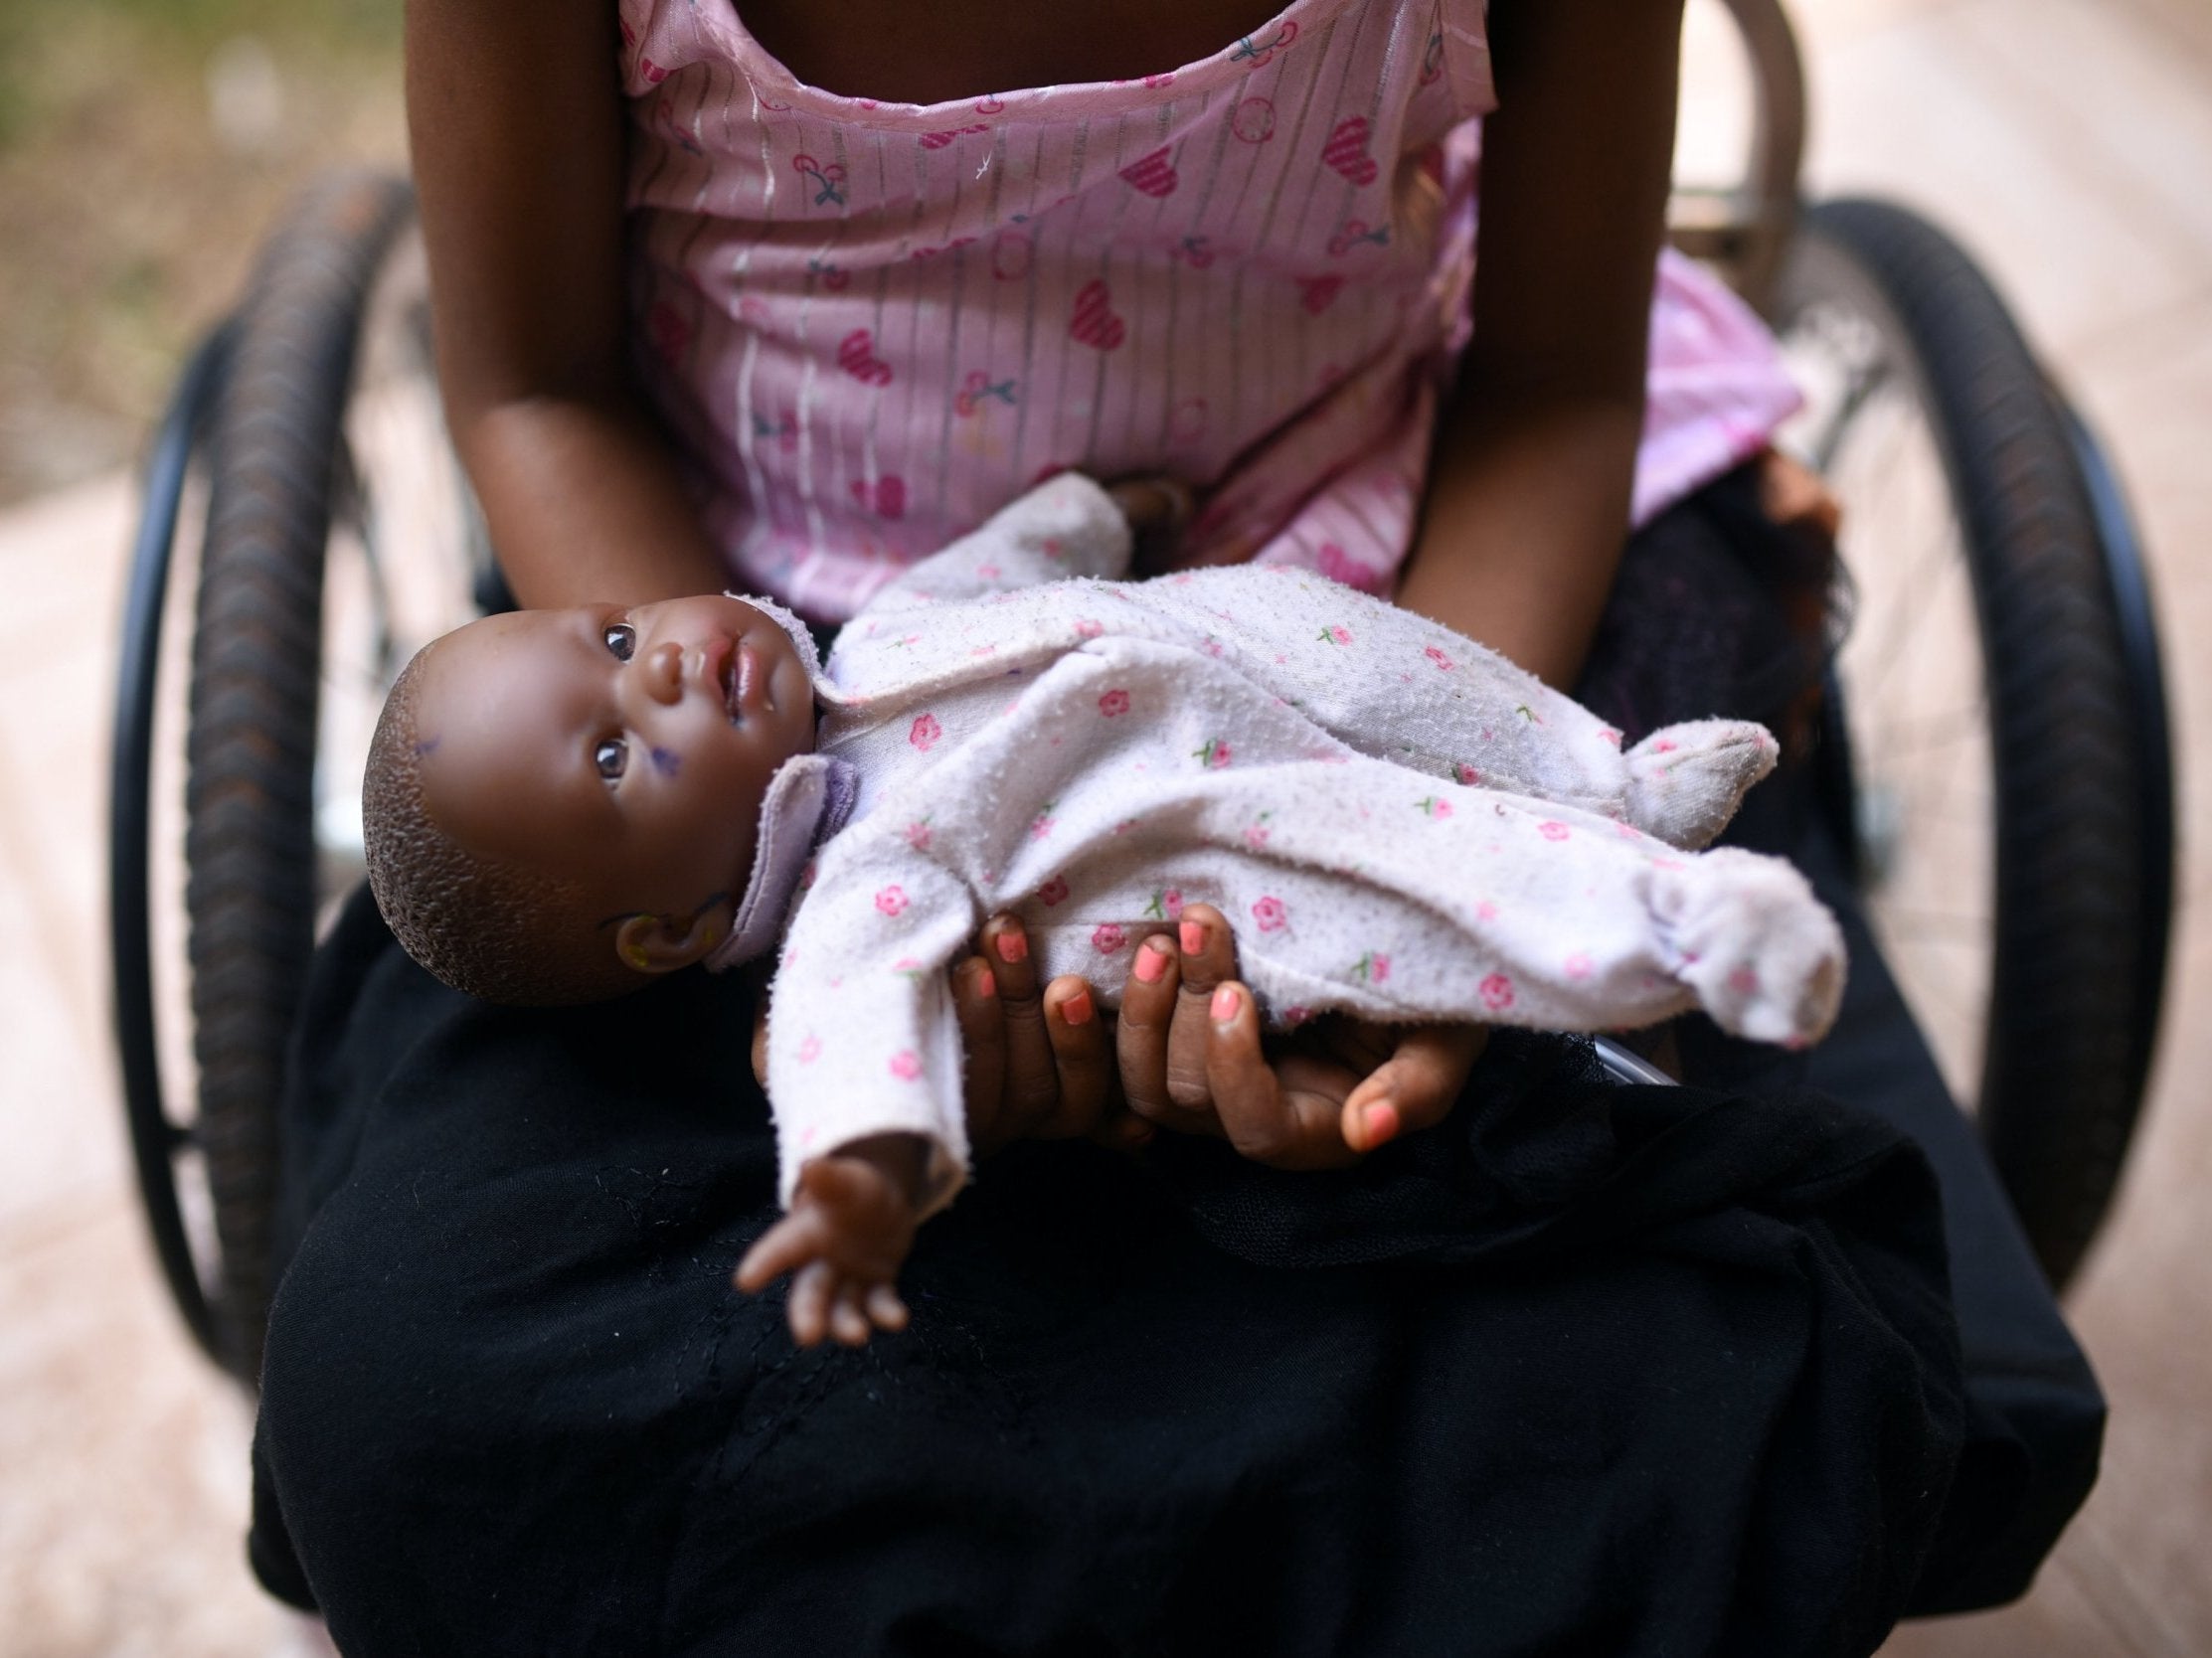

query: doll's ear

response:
[612,903,734,978]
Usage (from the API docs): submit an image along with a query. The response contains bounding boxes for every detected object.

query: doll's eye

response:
[595,737,628,780]
[603,622,637,661]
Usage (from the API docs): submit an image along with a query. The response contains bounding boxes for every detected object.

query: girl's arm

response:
[407,0,728,608]
[1393,0,1687,690]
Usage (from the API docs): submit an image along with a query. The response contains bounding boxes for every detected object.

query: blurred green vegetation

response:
[0,0,407,500]
[0,0,400,152]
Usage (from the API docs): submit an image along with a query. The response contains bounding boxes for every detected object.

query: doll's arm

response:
[759,836,979,1220]
[740,837,980,1343]
[855,473,1133,617]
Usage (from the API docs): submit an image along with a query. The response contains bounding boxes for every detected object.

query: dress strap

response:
[1433,0,1497,118]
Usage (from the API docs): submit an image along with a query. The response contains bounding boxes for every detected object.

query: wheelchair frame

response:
[108,0,2170,1388]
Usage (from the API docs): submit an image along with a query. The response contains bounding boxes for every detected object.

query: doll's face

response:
[412,595,818,967]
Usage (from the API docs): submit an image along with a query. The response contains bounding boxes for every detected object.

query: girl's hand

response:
[1117,906,1488,1169]
[748,917,1148,1164]
[936,904,1487,1167]
[1759,447,1843,542]
[950,914,1153,1157]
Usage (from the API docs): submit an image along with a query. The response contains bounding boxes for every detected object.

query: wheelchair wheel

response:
[1774,197,2171,1287]
[112,170,486,1382]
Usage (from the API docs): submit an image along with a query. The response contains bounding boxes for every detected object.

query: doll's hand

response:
[1117,905,1488,1169]
[950,913,1155,1158]
[735,1134,924,1347]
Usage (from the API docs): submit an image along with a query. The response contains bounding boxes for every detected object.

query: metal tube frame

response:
[1668,0,1808,316]
[109,319,238,1373]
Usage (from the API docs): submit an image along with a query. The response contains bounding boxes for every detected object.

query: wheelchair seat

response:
[107,0,2158,1620]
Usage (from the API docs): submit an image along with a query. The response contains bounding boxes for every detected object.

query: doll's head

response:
[364,594,820,1005]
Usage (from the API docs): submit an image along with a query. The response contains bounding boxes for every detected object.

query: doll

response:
[365,474,1843,1344]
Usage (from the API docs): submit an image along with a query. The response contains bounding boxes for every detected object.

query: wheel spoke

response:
[1868,907,1990,937]
[1853,702,1988,752]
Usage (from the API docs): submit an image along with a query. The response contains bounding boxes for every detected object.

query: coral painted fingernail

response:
[1210,984,1240,1022]
[995,928,1028,964]
[971,965,996,998]
[1133,938,1171,982]
[1060,986,1095,1026]
[1180,920,1207,955]
[1363,1099,1401,1147]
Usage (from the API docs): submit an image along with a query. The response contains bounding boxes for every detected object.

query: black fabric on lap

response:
[249,467,2098,1653]
[1582,465,2105,1612]
[1788,811,2104,1613]
[255,875,1966,1657]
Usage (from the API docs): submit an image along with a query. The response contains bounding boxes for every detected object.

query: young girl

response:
[405,0,1813,1146]
[244,7,1992,1647]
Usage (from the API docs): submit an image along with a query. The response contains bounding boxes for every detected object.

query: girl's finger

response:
[751,999,772,1089]
[1165,905,1241,1113]
[1115,932,1184,1124]
[951,954,1008,1150]
[1204,983,1359,1170]
[1341,1025,1490,1151]
[981,913,1059,1134]
[828,1279,874,1347]
[1088,1110,1158,1155]
[1040,976,1116,1137]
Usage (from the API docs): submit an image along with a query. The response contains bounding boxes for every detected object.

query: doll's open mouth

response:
[720,638,758,723]
[720,646,743,721]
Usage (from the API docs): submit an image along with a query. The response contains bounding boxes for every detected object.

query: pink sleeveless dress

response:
[617,0,1801,621]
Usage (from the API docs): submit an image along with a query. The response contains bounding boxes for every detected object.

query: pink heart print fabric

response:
[618,0,1805,622]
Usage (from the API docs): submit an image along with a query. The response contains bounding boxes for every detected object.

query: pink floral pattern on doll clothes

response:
[752,476,1844,1218]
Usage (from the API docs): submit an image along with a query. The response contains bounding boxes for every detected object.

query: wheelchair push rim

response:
[110,320,238,1372]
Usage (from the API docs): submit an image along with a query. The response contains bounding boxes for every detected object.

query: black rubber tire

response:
[184,171,416,1380]
[1777,197,2163,1286]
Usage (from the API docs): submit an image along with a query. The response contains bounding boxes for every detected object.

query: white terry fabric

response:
[755,474,1845,1217]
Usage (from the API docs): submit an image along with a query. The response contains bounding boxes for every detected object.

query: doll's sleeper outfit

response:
[716,475,1845,1215]
[617,0,1804,619]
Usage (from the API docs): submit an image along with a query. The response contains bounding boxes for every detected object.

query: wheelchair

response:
[109,0,2170,1448]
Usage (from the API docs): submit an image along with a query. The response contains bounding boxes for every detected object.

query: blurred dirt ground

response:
[0,0,404,504]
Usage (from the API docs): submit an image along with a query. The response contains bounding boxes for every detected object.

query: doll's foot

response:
[1651,847,1846,1048]
[1623,720,1782,849]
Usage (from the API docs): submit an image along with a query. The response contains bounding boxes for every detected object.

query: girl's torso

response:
[734,0,1298,110]
[617,0,1798,620]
